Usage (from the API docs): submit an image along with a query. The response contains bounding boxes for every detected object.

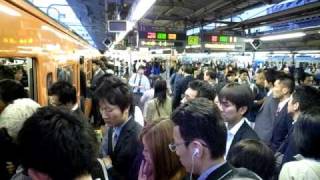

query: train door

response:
[56,63,80,97]
[0,57,37,101]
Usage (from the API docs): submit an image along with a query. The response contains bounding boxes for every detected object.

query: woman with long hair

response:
[143,79,171,122]
[138,119,186,180]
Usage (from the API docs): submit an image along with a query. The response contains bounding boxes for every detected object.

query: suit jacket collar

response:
[108,116,136,154]
[206,163,233,180]
[231,121,250,147]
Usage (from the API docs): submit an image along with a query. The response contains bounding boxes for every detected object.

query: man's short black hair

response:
[171,98,227,159]
[48,81,77,105]
[205,69,216,80]
[218,83,253,111]
[276,73,295,94]
[264,68,278,85]
[294,107,320,159]
[229,139,275,180]
[0,65,15,79]
[188,80,216,101]
[0,79,28,104]
[95,76,133,113]
[17,106,98,180]
[182,64,193,75]
[292,85,320,112]
[238,69,248,75]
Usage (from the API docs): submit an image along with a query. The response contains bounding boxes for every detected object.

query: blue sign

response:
[267,0,319,14]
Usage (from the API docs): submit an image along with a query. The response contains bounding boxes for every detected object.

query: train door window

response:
[0,57,36,100]
[47,72,53,89]
[57,66,73,84]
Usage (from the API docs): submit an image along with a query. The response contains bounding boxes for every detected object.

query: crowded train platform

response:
[1,0,320,180]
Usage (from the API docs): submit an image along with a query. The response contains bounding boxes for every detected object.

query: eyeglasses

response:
[168,141,208,152]
[168,142,186,152]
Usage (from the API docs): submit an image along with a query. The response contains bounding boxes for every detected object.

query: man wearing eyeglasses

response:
[171,98,261,180]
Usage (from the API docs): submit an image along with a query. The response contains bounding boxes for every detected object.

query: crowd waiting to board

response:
[1,56,320,180]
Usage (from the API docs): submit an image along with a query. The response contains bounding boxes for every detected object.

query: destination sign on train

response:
[139,31,186,41]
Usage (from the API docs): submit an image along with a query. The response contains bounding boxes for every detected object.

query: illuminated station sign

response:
[139,31,185,47]
[205,35,244,51]
[210,35,237,43]
[140,31,185,41]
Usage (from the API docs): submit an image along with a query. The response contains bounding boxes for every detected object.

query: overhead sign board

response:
[108,20,127,32]
[187,36,200,45]
[139,31,186,41]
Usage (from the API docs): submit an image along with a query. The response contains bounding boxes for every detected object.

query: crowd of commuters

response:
[0,57,320,180]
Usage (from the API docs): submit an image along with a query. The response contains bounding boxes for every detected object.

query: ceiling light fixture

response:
[0,4,21,16]
[113,0,156,46]
[260,32,306,41]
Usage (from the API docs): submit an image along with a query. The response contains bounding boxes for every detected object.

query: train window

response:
[57,66,73,84]
[0,57,36,100]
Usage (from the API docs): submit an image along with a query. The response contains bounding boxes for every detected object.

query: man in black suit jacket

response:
[217,83,259,159]
[171,98,260,180]
[270,74,295,152]
[95,77,142,180]
[172,64,194,110]
[279,86,320,166]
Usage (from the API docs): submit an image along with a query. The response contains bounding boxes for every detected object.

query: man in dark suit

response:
[172,64,194,110]
[270,74,295,151]
[171,98,260,180]
[95,77,142,180]
[279,86,320,165]
[217,83,259,159]
[48,81,86,120]
[254,69,279,145]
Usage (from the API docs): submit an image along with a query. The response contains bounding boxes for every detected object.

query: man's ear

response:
[293,102,300,111]
[28,168,51,180]
[238,106,248,116]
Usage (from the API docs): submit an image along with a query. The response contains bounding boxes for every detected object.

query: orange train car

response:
[0,0,100,106]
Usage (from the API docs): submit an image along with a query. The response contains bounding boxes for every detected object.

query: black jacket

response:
[107,118,142,180]
[227,121,259,160]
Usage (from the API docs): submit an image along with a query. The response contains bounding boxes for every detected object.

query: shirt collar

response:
[197,162,226,180]
[227,118,245,136]
[278,97,290,112]
[71,103,79,111]
[113,115,132,136]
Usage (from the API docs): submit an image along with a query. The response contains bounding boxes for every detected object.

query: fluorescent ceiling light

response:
[0,4,21,16]
[244,38,253,43]
[114,0,156,45]
[260,32,305,41]
[297,50,320,53]
[272,51,291,54]
[130,0,156,21]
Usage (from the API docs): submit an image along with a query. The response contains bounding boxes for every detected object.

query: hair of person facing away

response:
[228,139,275,180]
[94,75,134,115]
[171,97,227,159]
[154,79,168,106]
[0,65,15,79]
[294,106,320,159]
[218,82,253,111]
[205,68,217,80]
[17,106,99,180]
[48,81,77,105]
[140,119,184,180]
[0,79,28,104]
[188,80,216,101]
[264,68,278,85]
[291,85,320,112]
